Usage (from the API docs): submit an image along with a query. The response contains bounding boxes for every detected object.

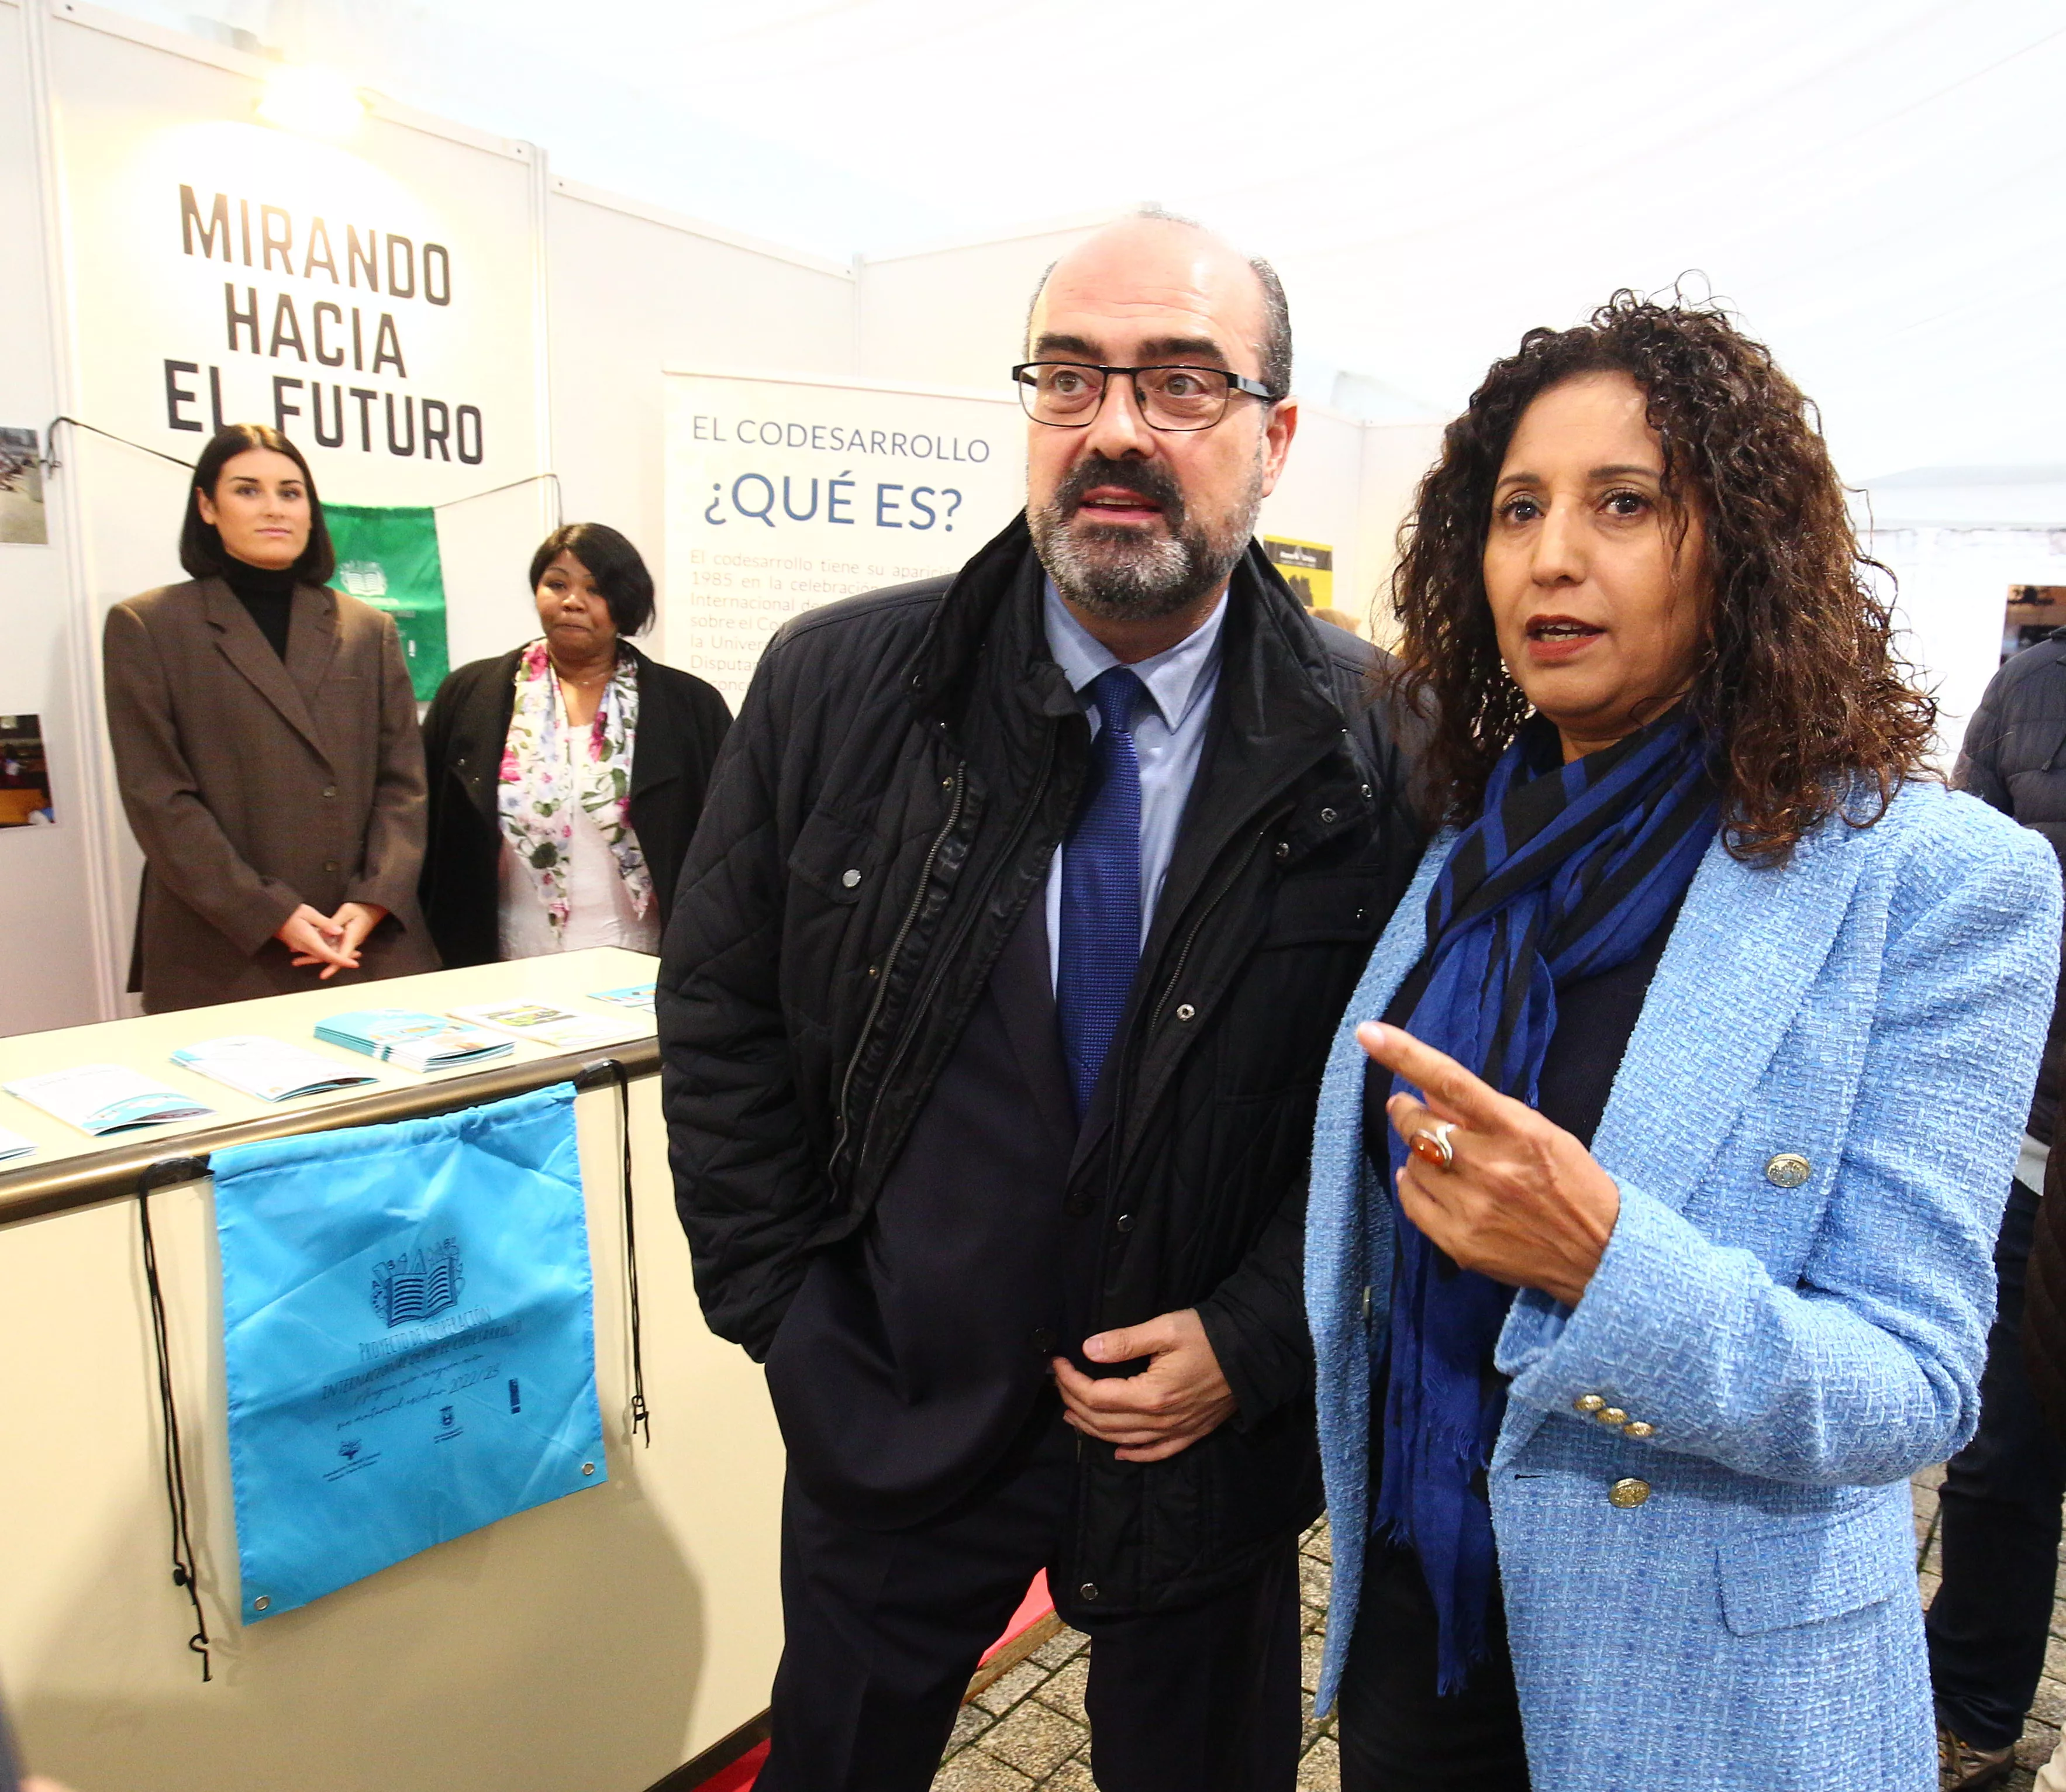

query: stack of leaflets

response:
[315,1010,515,1073]
[448,1002,642,1051]
[0,1125,36,1164]
[5,1064,215,1136]
[588,982,657,1012]
[171,1035,379,1103]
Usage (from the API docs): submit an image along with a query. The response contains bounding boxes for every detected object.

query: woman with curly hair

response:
[1302,295,2062,1790]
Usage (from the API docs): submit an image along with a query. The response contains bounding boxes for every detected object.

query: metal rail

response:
[0,1038,661,1225]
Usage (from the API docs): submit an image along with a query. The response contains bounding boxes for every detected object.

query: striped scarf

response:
[1378,709,1719,1690]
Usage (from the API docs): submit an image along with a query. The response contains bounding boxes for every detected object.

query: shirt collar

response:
[1041,578,1227,731]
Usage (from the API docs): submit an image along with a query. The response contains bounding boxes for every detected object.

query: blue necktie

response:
[1058,666,1146,1117]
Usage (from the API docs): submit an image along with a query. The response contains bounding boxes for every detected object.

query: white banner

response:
[57,84,541,505]
[663,371,1023,705]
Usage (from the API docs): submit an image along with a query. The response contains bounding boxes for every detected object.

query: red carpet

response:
[696,1741,768,1792]
[692,1573,1054,1790]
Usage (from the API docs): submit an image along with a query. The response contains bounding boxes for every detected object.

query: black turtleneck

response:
[222,557,299,661]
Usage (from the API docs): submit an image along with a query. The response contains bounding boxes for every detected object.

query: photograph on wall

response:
[2003,585,2066,665]
[0,716,55,826]
[1263,536,1334,610]
[0,429,47,545]
[323,503,451,700]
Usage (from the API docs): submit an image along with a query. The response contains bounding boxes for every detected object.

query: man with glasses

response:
[660,209,1422,1791]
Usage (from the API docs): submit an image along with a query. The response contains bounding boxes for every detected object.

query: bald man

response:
[660,210,1423,1791]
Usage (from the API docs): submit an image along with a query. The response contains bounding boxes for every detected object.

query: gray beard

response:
[1030,471,1263,623]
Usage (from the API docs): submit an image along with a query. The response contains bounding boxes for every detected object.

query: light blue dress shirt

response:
[1042,579,1226,988]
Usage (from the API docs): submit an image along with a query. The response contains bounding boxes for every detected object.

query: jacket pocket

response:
[1715,1498,1908,1636]
[1258,871,1385,948]
[787,806,877,906]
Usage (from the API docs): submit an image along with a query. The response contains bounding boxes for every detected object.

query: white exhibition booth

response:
[1,0,1444,1042]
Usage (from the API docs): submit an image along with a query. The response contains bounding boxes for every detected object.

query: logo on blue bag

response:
[339,1438,361,1461]
[371,1238,465,1328]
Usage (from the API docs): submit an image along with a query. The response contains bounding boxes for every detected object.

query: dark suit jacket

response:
[103,575,437,1013]
[764,897,1075,1527]
[418,641,732,966]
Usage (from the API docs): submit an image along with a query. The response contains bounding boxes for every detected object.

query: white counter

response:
[0,949,783,1792]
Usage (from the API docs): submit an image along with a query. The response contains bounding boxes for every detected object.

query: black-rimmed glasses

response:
[1011,361,1280,432]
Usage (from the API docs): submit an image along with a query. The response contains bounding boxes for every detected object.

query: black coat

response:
[658,515,1423,1613]
[1955,629,2066,1143]
[419,641,732,966]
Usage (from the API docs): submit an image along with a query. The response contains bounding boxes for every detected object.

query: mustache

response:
[1051,455,1186,524]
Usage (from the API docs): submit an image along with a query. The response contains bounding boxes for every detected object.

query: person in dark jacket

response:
[419,523,730,966]
[658,210,1423,1792]
[1931,634,2066,1790]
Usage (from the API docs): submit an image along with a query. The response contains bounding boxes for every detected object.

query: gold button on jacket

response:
[1608,1477,1651,1509]
[1765,1151,1812,1189]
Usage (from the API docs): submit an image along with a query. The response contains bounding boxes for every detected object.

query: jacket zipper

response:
[861,728,1061,1156]
[829,761,967,1187]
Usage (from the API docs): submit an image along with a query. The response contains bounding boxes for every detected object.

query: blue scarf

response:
[1377,710,1719,1690]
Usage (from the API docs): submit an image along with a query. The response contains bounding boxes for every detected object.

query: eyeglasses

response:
[1011,361,1280,432]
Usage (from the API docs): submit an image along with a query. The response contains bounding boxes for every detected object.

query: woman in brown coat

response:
[103,423,438,1012]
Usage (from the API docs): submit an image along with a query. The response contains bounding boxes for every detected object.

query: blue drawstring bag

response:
[211,1082,606,1621]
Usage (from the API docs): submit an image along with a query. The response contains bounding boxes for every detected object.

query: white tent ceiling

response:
[108,0,2066,486]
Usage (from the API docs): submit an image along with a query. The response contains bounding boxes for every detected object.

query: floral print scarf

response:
[498,639,653,932]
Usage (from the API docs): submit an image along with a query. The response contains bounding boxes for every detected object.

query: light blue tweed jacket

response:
[1306,782,2061,1790]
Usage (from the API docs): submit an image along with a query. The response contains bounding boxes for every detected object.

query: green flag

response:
[324,503,450,700]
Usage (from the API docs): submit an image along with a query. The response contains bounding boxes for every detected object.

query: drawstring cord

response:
[137,1156,214,1683]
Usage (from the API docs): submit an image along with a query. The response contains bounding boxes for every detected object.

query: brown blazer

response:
[103,575,439,1013]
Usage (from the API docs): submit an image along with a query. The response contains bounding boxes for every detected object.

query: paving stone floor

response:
[928,1468,2066,1790]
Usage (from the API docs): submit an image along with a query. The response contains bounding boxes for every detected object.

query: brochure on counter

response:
[315,1010,515,1073]
[587,982,657,1012]
[5,1064,215,1137]
[447,1002,644,1052]
[0,1125,35,1164]
[171,1035,380,1103]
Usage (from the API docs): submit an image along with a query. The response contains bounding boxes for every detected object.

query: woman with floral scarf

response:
[419,523,731,966]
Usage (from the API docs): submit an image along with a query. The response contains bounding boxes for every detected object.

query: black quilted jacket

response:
[1956,630,2066,1144]
[657,513,1423,1608]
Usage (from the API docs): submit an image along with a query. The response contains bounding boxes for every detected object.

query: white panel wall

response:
[0,0,117,1034]
[1257,403,1375,623]
[546,181,856,666]
[1357,421,1447,647]
[856,217,1109,394]
[1868,526,2066,770]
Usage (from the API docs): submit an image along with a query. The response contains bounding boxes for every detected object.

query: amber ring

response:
[1409,1120,1458,1172]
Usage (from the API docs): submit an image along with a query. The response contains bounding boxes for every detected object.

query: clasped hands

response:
[1052,1308,1237,1463]
[275,900,387,979]
[1358,1021,1622,1308]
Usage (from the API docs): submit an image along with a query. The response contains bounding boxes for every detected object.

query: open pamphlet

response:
[5,1064,215,1136]
[315,1010,515,1073]
[0,1125,35,1164]
[171,1035,379,1103]
[587,982,656,1011]
[447,1002,644,1051]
